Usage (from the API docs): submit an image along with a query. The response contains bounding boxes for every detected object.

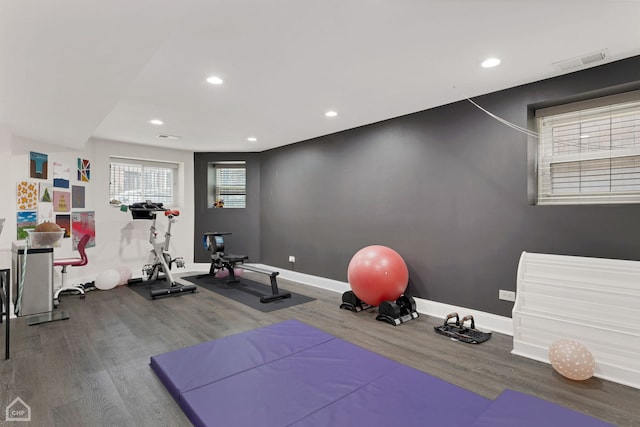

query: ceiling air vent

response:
[554,49,609,71]
[157,134,181,140]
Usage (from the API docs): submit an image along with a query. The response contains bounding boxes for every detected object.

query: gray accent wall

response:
[194,153,261,263]
[195,56,640,317]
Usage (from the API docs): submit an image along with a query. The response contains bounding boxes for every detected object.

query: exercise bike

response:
[127,201,196,298]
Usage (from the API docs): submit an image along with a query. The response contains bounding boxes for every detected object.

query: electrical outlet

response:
[288,256,296,263]
[499,289,516,302]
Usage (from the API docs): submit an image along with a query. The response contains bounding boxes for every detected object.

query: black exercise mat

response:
[181,274,315,312]
[127,279,199,301]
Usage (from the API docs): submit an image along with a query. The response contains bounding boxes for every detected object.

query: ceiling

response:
[1,1,640,153]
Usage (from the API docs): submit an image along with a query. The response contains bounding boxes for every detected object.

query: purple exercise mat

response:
[151,319,613,427]
[468,389,615,427]
[181,337,408,427]
[291,363,491,427]
[150,319,334,401]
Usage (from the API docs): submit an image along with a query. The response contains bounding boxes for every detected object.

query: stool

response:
[53,234,90,306]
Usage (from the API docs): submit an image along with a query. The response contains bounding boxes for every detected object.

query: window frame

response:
[208,161,247,209]
[109,157,179,207]
[535,90,640,205]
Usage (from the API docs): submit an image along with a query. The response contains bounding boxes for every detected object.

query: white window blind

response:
[536,95,640,205]
[214,163,246,208]
[109,158,177,206]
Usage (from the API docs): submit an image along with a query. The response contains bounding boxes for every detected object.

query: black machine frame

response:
[127,202,196,299]
[203,232,291,303]
[1,269,10,359]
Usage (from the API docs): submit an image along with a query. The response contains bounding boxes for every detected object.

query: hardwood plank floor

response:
[1,271,638,427]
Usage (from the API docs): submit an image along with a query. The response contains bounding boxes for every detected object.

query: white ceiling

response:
[1,0,640,152]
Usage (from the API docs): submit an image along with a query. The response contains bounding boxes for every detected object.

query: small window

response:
[109,157,178,206]
[536,91,640,205]
[208,161,246,208]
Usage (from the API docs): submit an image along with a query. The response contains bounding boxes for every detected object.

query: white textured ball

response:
[95,269,120,290]
[548,339,596,381]
[116,265,133,286]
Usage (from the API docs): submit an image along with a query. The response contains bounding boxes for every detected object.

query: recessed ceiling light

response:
[325,110,338,117]
[206,75,223,85]
[481,57,501,68]
[247,137,257,142]
[149,119,164,125]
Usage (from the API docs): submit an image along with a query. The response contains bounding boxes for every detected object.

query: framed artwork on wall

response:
[53,191,70,212]
[37,203,54,224]
[72,185,85,208]
[53,162,70,188]
[30,151,48,179]
[72,211,95,249]
[39,182,53,202]
[55,214,71,238]
[17,181,38,210]
[17,211,37,240]
[77,158,90,182]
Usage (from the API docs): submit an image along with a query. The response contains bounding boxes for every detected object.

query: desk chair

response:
[53,234,90,306]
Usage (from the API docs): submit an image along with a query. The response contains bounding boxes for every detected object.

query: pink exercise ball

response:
[347,245,409,306]
[214,268,244,279]
[214,269,229,278]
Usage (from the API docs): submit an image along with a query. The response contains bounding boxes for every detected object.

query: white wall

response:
[4,134,194,288]
[91,138,194,284]
[0,125,14,268]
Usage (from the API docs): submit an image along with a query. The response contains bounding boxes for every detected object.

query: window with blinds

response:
[109,158,177,206]
[536,91,640,205]
[211,162,246,208]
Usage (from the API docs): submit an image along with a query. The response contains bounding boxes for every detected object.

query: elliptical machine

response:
[127,201,196,298]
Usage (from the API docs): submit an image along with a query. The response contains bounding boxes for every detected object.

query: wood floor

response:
[1,271,639,427]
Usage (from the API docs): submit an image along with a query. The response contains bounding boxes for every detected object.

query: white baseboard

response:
[251,263,513,336]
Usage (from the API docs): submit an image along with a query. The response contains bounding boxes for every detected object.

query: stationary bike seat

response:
[165,210,180,217]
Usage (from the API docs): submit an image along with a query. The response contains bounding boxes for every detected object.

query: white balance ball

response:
[116,265,133,286]
[95,269,120,290]
[548,339,596,381]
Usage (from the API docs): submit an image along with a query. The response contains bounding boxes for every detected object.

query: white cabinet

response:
[513,251,640,389]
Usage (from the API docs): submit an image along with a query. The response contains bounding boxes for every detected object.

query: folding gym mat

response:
[150,319,615,427]
[181,274,314,312]
[468,389,613,427]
